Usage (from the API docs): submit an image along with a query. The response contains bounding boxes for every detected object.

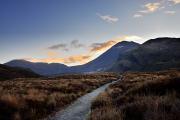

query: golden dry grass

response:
[0,73,119,120]
[89,70,180,120]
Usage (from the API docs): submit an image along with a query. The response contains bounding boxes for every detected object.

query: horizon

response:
[0,0,180,66]
[3,37,178,67]
[3,40,140,66]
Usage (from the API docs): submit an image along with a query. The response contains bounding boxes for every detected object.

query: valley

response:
[47,80,119,120]
[1,0,180,119]
[0,38,180,120]
[0,73,119,120]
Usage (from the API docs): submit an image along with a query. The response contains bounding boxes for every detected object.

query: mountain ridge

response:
[5,60,69,76]
[110,37,180,72]
[5,41,139,75]
[5,37,180,75]
[0,64,40,80]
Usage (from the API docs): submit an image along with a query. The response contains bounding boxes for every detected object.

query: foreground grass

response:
[89,70,180,120]
[0,73,118,120]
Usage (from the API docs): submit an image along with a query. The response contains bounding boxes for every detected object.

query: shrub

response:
[89,70,180,120]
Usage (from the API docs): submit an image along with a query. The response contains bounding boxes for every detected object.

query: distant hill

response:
[5,38,180,75]
[110,37,180,72]
[0,64,40,80]
[5,60,69,76]
[5,41,139,75]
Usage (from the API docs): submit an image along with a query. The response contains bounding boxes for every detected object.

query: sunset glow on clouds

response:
[28,54,91,65]
[0,0,179,64]
[144,3,161,13]
[134,0,179,18]
[169,0,180,4]
[26,36,142,66]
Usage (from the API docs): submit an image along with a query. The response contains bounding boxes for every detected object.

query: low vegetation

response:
[0,64,40,80]
[0,73,118,120]
[89,69,180,120]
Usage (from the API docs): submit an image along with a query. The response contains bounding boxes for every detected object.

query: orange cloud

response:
[28,58,65,63]
[134,2,162,18]
[26,35,142,66]
[27,54,92,66]
[47,51,58,57]
[90,36,142,53]
[66,55,91,64]
[134,0,180,18]
[90,40,117,52]
[97,13,119,24]
[144,3,161,13]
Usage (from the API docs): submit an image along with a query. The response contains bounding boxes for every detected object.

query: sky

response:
[0,0,180,66]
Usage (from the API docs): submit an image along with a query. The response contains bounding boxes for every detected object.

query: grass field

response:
[0,73,119,120]
[89,70,180,120]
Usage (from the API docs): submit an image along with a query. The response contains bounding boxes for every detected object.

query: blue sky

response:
[0,0,180,66]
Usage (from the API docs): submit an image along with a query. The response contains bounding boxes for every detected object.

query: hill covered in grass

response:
[0,64,40,80]
[110,37,180,72]
[89,69,180,120]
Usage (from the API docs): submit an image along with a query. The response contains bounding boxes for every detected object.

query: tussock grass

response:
[0,73,119,120]
[89,70,180,120]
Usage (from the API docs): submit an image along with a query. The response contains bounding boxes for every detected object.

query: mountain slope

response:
[110,37,180,72]
[5,41,139,75]
[5,60,69,76]
[70,41,139,73]
[0,64,40,80]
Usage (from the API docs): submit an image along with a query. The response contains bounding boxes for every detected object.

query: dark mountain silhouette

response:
[70,41,139,73]
[110,37,180,72]
[5,38,180,75]
[5,60,69,76]
[0,64,40,80]
[5,41,139,75]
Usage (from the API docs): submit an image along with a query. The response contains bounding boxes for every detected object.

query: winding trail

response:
[47,80,119,120]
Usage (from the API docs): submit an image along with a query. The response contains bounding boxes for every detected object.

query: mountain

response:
[110,37,180,72]
[5,38,180,75]
[0,64,40,80]
[5,41,139,75]
[5,60,69,76]
[70,41,139,73]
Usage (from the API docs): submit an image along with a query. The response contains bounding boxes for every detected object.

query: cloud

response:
[47,43,68,51]
[27,54,92,65]
[90,36,143,52]
[97,13,119,24]
[169,0,180,4]
[27,58,65,64]
[71,40,85,48]
[66,55,91,64]
[133,14,143,18]
[133,2,162,18]
[164,10,176,14]
[47,51,58,57]
[138,10,151,14]
[144,3,161,13]
[134,0,179,18]
[27,35,142,65]
[90,40,117,52]
[47,40,84,52]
